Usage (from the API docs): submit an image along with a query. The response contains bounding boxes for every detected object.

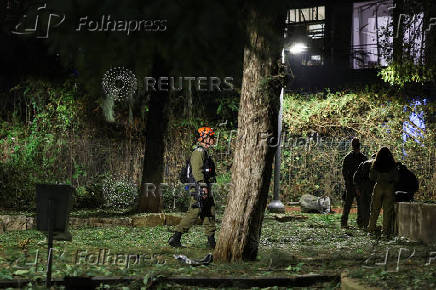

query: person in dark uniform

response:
[353,153,376,229]
[394,162,418,202]
[169,127,217,248]
[368,147,399,238]
[341,138,367,228]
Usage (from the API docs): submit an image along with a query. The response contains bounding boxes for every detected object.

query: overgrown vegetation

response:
[0,212,434,288]
[1,79,434,210]
[281,88,435,202]
[0,80,144,211]
[0,80,83,209]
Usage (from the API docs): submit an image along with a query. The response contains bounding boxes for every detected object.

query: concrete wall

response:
[397,202,436,244]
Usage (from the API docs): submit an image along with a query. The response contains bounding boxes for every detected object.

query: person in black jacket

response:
[353,153,376,229]
[394,162,418,202]
[341,138,367,228]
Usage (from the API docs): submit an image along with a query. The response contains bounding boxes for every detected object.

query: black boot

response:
[207,234,216,249]
[169,232,182,247]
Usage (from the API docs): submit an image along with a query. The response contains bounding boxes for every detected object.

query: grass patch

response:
[0,211,434,289]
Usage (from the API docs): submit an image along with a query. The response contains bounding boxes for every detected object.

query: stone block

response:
[397,202,436,245]
[0,215,27,231]
[341,272,381,290]
[87,217,132,227]
[132,214,165,227]
[274,214,308,222]
[26,217,35,230]
[165,214,182,226]
[69,217,90,228]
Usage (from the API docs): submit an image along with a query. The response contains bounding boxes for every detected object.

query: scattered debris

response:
[273,214,308,222]
[174,253,213,266]
[299,194,331,214]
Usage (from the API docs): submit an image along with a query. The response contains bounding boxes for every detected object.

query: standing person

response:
[353,153,376,229]
[169,127,217,249]
[341,138,367,228]
[367,147,399,238]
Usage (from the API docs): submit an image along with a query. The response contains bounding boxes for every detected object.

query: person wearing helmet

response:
[169,127,217,249]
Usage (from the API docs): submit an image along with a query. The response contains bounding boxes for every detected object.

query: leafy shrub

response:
[0,162,36,210]
[102,175,137,209]
[161,183,190,212]
[73,185,104,209]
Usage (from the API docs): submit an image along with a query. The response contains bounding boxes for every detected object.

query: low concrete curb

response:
[397,202,436,245]
[0,213,183,231]
[341,272,381,290]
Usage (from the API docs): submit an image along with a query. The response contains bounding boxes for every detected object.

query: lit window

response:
[308,24,324,39]
[286,6,325,66]
[287,6,325,23]
[403,13,425,64]
[352,1,393,69]
[300,8,310,22]
[352,0,424,69]
[318,6,325,20]
[289,9,296,23]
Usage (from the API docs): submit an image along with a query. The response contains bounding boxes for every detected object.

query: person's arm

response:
[353,163,363,187]
[369,163,377,182]
[342,155,349,181]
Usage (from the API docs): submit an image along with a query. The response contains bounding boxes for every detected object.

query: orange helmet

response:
[198,127,215,142]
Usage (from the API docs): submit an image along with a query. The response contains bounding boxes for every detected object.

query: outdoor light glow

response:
[289,43,308,54]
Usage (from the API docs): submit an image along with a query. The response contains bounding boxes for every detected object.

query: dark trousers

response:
[356,189,371,228]
[342,185,371,228]
[341,185,355,226]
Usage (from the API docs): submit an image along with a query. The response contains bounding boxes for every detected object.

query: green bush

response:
[0,162,36,210]
[0,79,84,210]
[102,175,137,209]
[73,184,104,209]
[161,184,190,212]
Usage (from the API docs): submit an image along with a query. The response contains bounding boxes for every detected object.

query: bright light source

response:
[289,43,308,54]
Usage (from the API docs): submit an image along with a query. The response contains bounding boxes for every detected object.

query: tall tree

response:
[137,53,169,212]
[214,1,286,262]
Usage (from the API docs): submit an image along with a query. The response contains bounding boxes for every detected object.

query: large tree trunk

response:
[214,5,283,262]
[137,54,169,212]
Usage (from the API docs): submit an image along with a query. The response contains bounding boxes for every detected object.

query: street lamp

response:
[289,42,308,54]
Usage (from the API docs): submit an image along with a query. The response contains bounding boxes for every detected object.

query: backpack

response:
[179,146,216,184]
[395,163,419,197]
[179,158,193,184]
